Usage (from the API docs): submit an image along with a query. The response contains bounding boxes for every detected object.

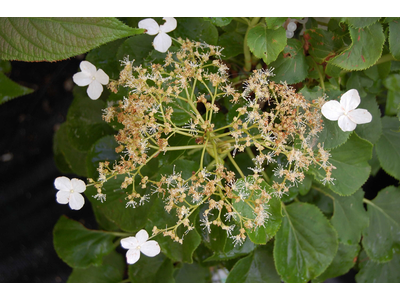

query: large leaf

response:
[343,17,381,28]
[305,28,342,63]
[312,243,360,283]
[330,22,385,71]
[54,122,88,177]
[375,116,400,180]
[269,38,308,84]
[274,202,338,283]
[330,189,369,245]
[172,17,218,45]
[265,17,287,30]
[116,35,155,67]
[0,17,142,61]
[67,251,125,283]
[53,215,115,268]
[362,186,400,262]
[202,223,256,262]
[389,20,400,60]
[356,250,400,283]
[310,133,373,196]
[0,72,33,104]
[353,93,382,144]
[174,262,211,283]
[226,244,281,283]
[128,253,175,283]
[218,31,244,58]
[66,87,114,152]
[247,24,287,64]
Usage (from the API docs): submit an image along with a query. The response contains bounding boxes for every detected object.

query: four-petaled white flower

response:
[321,89,372,132]
[73,61,109,100]
[139,17,177,53]
[120,229,161,264]
[54,176,86,210]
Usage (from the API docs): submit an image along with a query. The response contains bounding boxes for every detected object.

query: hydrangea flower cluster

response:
[89,39,335,247]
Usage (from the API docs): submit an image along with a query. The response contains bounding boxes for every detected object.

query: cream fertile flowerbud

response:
[73,61,109,100]
[139,17,177,53]
[54,176,86,210]
[321,89,372,132]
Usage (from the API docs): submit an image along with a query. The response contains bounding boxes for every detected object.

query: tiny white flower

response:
[321,89,372,132]
[54,176,86,210]
[73,61,109,100]
[139,17,177,53]
[120,229,161,264]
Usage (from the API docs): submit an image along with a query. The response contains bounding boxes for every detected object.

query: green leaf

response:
[174,262,211,282]
[385,90,400,116]
[232,176,283,244]
[310,133,372,196]
[86,135,119,179]
[274,202,338,283]
[305,28,342,63]
[389,20,400,60]
[362,186,400,262]
[202,224,256,262]
[313,243,360,283]
[85,39,126,80]
[353,94,382,144]
[53,216,115,268]
[218,32,244,58]
[265,17,287,30]
[116,35,155,67]
[343,17,381,28]
[0,72,33,104]
[346,72,373,98]
[330,22,385,71]
[66,87,115,152]
[172,17,218,45]
[375,117,400,180]
[128,253,175,283]
[247,24,287,64]
[0,17,143,62]
[226,244,281,283]
[86,179,158,232]
[299,87,351,150]
[0,59,11,73]
[356,250,400,283]
[67,250,125,283]
[269,38,308,84]
[54,122,88,177]
[207,17,233,27]
[330,189,369,245]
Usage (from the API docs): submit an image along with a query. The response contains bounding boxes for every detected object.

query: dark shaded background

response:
[0,57,98,282]
[0,56,397,283]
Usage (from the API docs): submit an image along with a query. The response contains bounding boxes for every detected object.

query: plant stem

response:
[243,17,261,71]
[227,152,245,178]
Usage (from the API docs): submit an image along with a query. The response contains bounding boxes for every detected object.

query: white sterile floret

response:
[73,61,109,100]
[321,89,372,132]
[120,229,161,264]
[54,176,86,210]
[139,17,177,53]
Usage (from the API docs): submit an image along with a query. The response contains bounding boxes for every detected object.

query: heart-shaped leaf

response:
[362,186,400,262]
[53,215,115,268]
[226,244,281,283]
[274,202,338,283]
